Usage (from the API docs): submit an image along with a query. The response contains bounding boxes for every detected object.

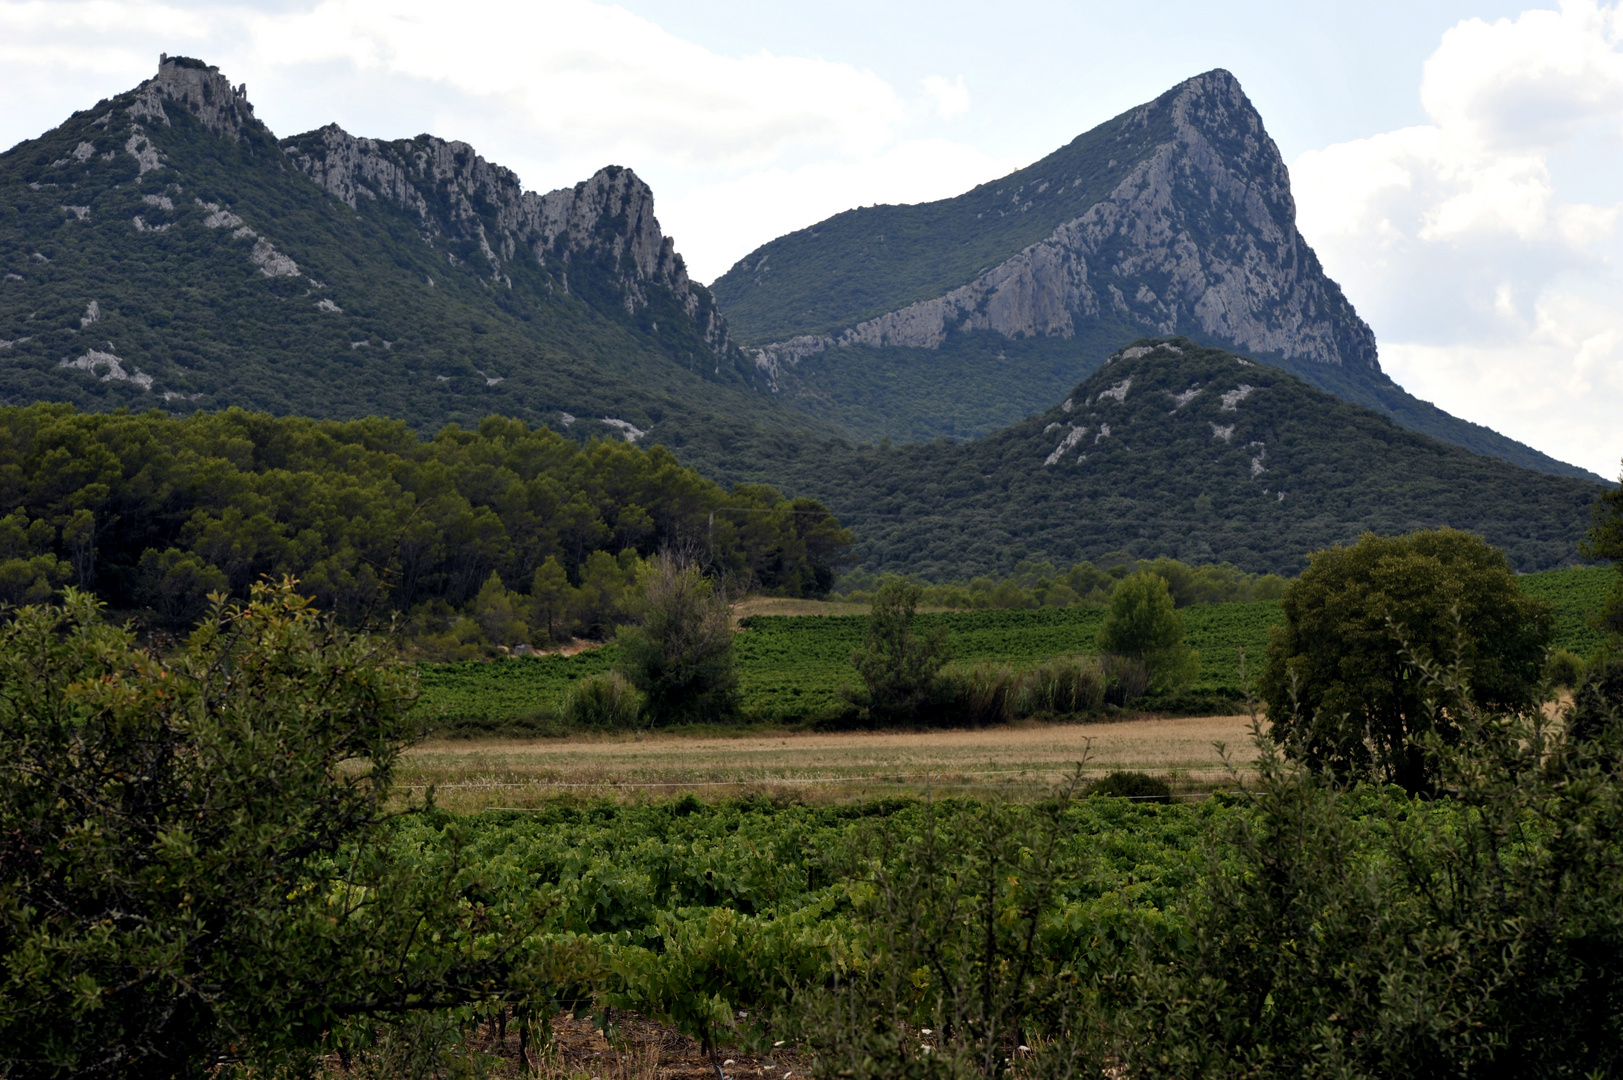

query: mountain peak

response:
[128,55,257,142]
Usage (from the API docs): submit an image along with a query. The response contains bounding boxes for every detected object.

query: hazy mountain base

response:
[783,340,1601,579]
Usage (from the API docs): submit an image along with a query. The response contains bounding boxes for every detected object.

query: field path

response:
[401,714,1262,810]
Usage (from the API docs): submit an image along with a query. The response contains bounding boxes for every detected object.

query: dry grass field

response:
[398,714,1264,811]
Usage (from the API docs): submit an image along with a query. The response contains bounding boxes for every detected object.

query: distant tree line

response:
[833,555,1287,610]
[0,405,852,654]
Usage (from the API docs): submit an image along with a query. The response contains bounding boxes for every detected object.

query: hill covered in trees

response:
[0,404,849,645]
[794,339,1602,578]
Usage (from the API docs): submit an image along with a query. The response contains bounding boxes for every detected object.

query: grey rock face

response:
[127,56,256,143]
[282,126,732,357]
[752,70,1376,383]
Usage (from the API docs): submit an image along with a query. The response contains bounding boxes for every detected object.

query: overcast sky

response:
[2,0,1620,478]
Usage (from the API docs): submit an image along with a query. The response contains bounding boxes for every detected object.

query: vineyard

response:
[414,565,1613,732]
[386,793,1220,1049]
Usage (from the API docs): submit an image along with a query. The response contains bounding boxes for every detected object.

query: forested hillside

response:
[793,339,1602,578]
[0,56,845,485]
[0,404,849,639]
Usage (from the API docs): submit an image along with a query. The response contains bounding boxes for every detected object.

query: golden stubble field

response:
[399,714,1264,812]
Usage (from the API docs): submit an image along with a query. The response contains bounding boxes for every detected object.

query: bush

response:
[938,662,1019,726]
[1568,654,1623,744]
[850,577,953,722]
[1100,652,1151,705]
[1089,770,1172,802]
[562,671,644,729]
[1260,528,1553,793]
[1096,571,1198,694]
[0,581,557,1076]
[1547,647,1587,689]
[615,553,738,725]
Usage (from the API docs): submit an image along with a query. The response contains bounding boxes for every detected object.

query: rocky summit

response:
[0,55,826,480]
[712,71,1598,482]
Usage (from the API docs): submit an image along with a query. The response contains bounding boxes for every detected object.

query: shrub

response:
[1089,770,1172,802]
[561,671,644,729]
[0,581,557,1076]
[1568,654,1623,744]
[616,553,738,725]
[1096,571,1198,694]
[850,577,953,721]
[1547,647,1587,689]
[1260,528,1553,793]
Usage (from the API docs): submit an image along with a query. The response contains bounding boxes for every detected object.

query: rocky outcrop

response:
[126,55,256,143]
[282,127,733,357]
[752,70,1377,384]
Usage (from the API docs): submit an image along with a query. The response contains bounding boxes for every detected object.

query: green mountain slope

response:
[711,70,1599,483]
[788,339,1601,578]
[0,56,844,484]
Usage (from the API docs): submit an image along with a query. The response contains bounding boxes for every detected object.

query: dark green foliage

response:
[1568,655,1623,744]
[0,404,849,644]
[1096,571,1198,694]
[1089,771,1172,802]
[616,554,740,725]
[849,578,954,721]
[1581,457,1623,643]
[0,582,559,1077]
[1260,529,1553,793]
[1095,694,1623,1078]
[800,340,1601,581]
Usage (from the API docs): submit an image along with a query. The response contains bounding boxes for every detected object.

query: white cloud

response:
[1291,0,1623,477]
[921,74,970,119]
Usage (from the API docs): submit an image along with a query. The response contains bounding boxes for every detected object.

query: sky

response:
[1,0,1620,478]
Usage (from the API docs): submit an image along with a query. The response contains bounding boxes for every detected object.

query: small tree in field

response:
[1096,571,1198,695]
[851,577,953,721]
[1260,528,1553,793]
[616,553,739,725]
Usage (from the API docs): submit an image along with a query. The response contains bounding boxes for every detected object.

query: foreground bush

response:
[0,583,562,1078]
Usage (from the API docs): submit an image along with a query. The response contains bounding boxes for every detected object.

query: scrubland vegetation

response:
[3,442,1622,1077]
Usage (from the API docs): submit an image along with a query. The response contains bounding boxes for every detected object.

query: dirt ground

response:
[399,714,1263,811]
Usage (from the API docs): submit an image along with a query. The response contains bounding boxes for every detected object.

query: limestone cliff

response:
[748,71,1374,386]
[281,127,732,357]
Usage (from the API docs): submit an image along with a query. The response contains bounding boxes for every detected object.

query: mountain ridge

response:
[0,55,840,484]
[712,70,1600,484]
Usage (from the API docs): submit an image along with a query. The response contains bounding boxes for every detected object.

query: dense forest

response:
[0,404,850,646]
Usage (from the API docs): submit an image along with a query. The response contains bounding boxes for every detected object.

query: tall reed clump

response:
[934,655,1142,725]
[561,671,644,729]
[1015,655,1109,717]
